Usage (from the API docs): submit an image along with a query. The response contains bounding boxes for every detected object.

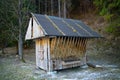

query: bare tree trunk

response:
[35,0,39,13]
[58,0,61,17]
[63,0,66,18]
[45,0,47,14]
[51,0,53,15]
[18,31,23,60]
[1,47,5,54]
[38,0,40,13]
[1,42,5,54]
[1,41,7,54]
[18,0,24,61]
[16,41,18,55]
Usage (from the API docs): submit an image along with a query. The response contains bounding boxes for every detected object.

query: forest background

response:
[0,0,120,60]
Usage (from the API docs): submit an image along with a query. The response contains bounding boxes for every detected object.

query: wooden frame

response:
[35,36,88,71]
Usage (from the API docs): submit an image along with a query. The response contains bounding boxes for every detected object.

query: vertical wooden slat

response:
[61,37,65,59]
[83,38,86,53]
[74,37,77,58]
[64,37,68,59]
[47,38,52,71]
[78,38,81,58]
[77,38,80,49]
[50,37,88,62]
[67,37,71,57]
[63,37,67,59]
[81,38,84,58]
[75,38,79,57]
[81,38,84,56]
[80,38,83,51]
[82,38,85,57]
[81,38,86,57]
[55,37,60,59]
[74,37,77,47]
[62,37,65,59]
[83,38,88,53]
[58,37,63,59]
[71,37,74,56]
[71,37,75,56]
[50,38,53,54]
[53,37,59,59]
[68,37,71,58]
[77,37,81,54]
[51,37,57,59]
[59,37,63,59]
[74,38,77,57]
[58,37,62,59]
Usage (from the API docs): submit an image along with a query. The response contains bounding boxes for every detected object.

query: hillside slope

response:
[72,13,120,66]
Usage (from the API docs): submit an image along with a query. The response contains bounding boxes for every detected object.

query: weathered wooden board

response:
[25,18,44,40]
[50,37,87,59]
[48,37,88,70]
[35,38,49,71]
[35,36,88,71]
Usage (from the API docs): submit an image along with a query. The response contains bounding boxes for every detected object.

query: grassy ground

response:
[0,57,34,80]
[0,45,120,80]
[0,48,36,80]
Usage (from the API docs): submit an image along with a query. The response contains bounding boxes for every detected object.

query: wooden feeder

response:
[25,13,101,71]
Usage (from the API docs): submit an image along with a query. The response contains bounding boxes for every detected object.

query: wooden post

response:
[46,37,52,71]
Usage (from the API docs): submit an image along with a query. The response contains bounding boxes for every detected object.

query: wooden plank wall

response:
[50,37,88,60]
[35,38,49,71]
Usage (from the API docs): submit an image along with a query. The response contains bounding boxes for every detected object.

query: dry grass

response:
[0,46,120,80]
[0,48,36,80]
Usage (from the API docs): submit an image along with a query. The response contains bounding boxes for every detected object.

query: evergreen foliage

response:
[0,0,120,54]
[0,0,36,55]
[94,0,120,36]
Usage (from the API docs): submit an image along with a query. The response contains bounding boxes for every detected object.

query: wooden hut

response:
[25,13,101,71]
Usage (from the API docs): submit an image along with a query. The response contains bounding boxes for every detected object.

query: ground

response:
[0,43,120,80]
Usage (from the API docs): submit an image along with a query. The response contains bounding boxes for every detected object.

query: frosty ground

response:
[0,44,120,80]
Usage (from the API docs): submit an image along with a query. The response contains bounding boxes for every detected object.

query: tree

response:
[0,0,14,54]
[93,0,120,36]
[18,0,23,60]
[94,0,120,19]
[58,0,71,18]
[51,0,53,15]
[0,0,36,59]
[15,0,36,61]
[63,0,66,18]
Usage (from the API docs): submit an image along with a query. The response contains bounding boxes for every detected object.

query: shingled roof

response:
[32,13,101,38]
